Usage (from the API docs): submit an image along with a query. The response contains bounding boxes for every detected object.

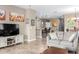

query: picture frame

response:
[9,12,24,22]
[0,9,5,20]
[31,19,35,26]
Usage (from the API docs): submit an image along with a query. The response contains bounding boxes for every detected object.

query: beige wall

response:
[0,5,26,35]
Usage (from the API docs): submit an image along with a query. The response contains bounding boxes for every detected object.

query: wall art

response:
[0,9,5,20]
[9,12,24,22]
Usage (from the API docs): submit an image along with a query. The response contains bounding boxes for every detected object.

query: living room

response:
[0,5,79,54]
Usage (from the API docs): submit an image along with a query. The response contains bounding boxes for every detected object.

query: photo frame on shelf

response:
[0,9,5,20]
[31,19,35,26]
[9,12,24,22]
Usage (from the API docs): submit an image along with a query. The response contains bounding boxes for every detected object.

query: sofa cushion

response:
[48,39,60,45]
[60,40,73,47]
[49,32,58,40]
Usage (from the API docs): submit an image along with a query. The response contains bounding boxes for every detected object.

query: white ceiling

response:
[15,5,79,18]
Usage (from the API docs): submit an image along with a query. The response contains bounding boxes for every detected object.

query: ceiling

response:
[15,5,79,18]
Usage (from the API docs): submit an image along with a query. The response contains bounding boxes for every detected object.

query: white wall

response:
[25,9,37,42]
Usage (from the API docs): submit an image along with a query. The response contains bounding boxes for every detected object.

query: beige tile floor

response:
[0,38,79,54]
[0,38,47,54]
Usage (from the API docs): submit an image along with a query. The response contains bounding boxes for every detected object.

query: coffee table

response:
[41,47,68,54]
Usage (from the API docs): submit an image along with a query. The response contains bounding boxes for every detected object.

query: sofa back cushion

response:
[64,32,77,42]
[56,31,64,40]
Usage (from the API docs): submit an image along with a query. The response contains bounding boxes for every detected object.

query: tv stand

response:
[0,35,23,48]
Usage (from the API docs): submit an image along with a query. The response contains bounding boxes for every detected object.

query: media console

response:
[0,35,23,48]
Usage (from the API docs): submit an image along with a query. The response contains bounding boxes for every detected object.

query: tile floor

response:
[0,38,78,54]
[0,38,47,54]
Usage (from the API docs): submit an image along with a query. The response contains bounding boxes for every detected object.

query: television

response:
[0,24,19,37]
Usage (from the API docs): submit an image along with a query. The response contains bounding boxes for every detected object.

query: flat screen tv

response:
[0,24,19,37]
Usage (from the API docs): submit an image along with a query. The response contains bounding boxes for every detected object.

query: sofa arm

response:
[72,34,78,47]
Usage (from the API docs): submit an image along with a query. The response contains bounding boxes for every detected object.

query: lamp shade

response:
[51,18,59,27]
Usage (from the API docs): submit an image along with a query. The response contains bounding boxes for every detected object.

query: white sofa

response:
[47,32,78,52]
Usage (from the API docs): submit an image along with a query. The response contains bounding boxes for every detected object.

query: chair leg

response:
[48,46,50,48]
[75,51,77,54]
[48,46,52,48]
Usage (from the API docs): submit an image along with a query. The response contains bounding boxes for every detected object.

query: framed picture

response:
[9,12,24,22]
[0,9,5,20]
[66,17,76,31]
[31,19,35,26]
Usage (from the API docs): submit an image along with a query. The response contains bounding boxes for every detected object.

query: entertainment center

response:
[0,6,25,48]
[0,23,23,48]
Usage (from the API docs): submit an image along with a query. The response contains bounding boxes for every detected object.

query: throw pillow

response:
[68,32,76,42]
